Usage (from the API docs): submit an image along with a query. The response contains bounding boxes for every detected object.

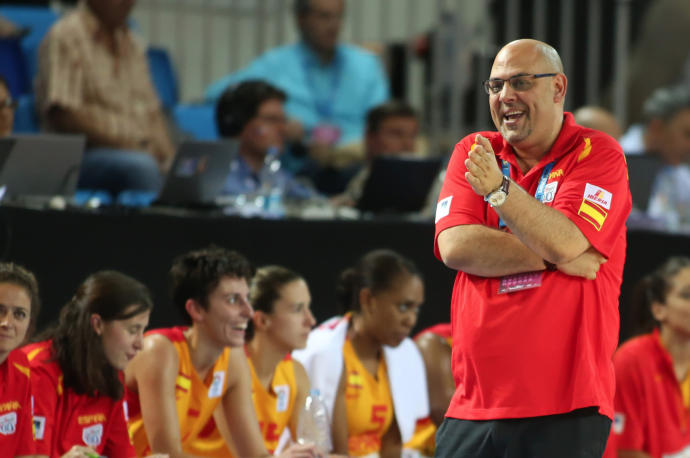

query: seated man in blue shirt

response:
[205,0,389,163]
[216,80,317,200]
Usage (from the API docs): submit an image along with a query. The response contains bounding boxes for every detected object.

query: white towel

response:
[292,315,430,443]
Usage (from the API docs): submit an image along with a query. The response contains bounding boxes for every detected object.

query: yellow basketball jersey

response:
[127,327,231,457]
[251,356,299,454]
[182,351,299,457]
[342,339,394,456]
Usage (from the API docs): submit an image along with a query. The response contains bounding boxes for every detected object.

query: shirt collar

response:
[78,1,132,56]
[496,112,580,174]
[297,40,343,68]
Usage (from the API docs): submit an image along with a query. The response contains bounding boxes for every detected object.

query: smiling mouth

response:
[503,110,525,122]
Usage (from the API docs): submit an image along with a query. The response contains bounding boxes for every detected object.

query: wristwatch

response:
[484,175,510,208]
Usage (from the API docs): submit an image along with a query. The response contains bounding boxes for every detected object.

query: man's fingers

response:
[475,134,494,155]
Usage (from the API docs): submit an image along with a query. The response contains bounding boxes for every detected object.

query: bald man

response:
[433,39,631,457]
[573,106,623,140]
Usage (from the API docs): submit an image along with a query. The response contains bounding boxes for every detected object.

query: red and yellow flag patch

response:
[578,199,608,231]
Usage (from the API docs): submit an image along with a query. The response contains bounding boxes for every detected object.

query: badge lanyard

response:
[302,50,343,121]
[497,159,557,293]
[497,159,555,228]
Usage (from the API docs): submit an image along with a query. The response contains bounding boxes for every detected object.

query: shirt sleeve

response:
[103,399,136,458]
[37,27,85,114]
[29,361,58,456]
[612,346,645,451]
[548,135,631,258]
[433,134,492,260]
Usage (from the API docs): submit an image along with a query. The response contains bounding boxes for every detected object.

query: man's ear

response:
[90,314,104,336]
[553,73,568,103]
[185,299,205,323]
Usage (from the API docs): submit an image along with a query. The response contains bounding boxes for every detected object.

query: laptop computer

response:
[625,153,665,211]
[154,139,238,207]
[0,134,85,202]
[357,155,443,213]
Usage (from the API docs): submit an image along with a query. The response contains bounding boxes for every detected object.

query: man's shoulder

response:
[252,43,302,65]
[49,8,86,39]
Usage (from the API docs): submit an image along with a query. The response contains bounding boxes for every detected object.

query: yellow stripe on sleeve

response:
[13,362,30,379]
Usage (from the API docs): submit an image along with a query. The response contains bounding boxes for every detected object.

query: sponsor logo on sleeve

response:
[82,423,103,448]
[613,413,625,434]
[208,371,225,399]
[275,384,290,413]
[584,183,612,210]
[578,183,612,231]
[33,415,46,440]
[435,196,453,223]
[0,412,17,435]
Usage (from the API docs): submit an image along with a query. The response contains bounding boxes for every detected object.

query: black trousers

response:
[434,407,611,458]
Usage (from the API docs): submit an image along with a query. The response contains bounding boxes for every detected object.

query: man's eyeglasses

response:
[0,98,17,110]
[483,73,558,95]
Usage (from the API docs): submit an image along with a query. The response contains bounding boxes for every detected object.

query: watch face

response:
[489,191,507,207]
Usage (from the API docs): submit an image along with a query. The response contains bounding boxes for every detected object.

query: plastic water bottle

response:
[297,388,332,455]
[258,146,285,218]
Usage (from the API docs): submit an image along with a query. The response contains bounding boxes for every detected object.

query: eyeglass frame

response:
[482,73,558,95]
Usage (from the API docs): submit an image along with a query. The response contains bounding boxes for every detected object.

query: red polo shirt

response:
[434,113,631,420]
[0,349,35,456]
[23,340,136,458]
[612,330,690,458]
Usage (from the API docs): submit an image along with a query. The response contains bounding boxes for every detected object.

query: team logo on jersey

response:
[208,371,225,399]
[542,181,558,203]
[435,196,453,223]
[82,423,103,447]
[613,413,625,434]
[0,412,17,435]
[274,384,290,413]
[583,183,612,210]
[34,415,46,440]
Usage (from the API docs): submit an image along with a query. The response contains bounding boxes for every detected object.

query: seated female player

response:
[0,262,40,457]
[607,256,690,458]
[125,246,317,457]
[293,249,434,457]
[23,270,154,458]
[186,265,319,456]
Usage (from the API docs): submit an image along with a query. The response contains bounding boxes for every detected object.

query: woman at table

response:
[23,270,155,458]
[609,256,690,458]
[293,248,434,457]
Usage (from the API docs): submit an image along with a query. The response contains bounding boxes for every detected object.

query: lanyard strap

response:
[497,159,555,228]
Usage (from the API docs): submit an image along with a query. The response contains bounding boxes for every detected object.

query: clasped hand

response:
[464,134,504,197]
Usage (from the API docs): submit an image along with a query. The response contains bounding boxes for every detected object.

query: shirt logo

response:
[0,412,17,435]
[274,384,290,413]
[82,423,103,448]
[613,413,625,434]
[33,415,46,440]
[548,169,564,180]
[435,196,453,223]
[543,181,558,203]
[208,371,225,399]
[583,183,612,210]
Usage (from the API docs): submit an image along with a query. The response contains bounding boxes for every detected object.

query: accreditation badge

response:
[498,271,543,294]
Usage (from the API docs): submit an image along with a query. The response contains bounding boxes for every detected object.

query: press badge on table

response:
[498,271,543,293]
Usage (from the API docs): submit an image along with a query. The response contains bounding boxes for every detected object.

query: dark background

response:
[1,204,688,344]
